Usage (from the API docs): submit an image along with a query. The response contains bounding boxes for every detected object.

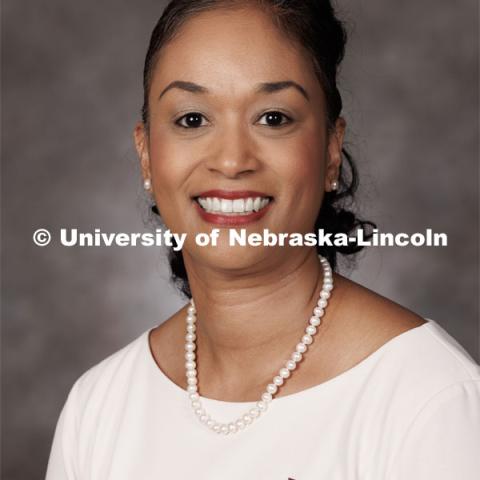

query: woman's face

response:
[135,6,345,271]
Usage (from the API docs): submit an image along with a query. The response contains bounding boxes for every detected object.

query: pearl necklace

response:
[184,255,333,435]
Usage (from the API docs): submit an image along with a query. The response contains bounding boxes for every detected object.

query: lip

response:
[192,191,273,226]
[193,189,271,200]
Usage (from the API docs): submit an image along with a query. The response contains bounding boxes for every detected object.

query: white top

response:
[46,318,480,480]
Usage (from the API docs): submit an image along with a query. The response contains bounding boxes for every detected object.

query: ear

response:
[133,122,151,183]
[325,117,346,192]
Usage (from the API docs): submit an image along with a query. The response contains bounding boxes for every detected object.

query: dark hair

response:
[141,0,376,298]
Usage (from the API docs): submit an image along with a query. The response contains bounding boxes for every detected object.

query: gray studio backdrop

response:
[2,0,478,478]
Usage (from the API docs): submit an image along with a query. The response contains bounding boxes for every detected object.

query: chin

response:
[193,243,270,272]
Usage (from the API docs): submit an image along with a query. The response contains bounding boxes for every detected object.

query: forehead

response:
[149,7,321,99]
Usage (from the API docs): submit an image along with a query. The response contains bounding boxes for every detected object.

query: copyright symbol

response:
[33,228,51,246]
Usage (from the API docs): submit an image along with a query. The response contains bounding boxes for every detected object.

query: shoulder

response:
[70,328,152,415]
[331,273,479,403]
[382,326,480,478]
[332,273,428,333]
[358,315,480,453]
[336,276,480,476]
[47,329,153,477]
[372,319,480,389]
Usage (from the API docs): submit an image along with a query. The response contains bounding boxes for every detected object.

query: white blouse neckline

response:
[145,317,434,408]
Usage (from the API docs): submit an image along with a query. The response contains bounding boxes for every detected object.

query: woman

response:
[46,1,480,478]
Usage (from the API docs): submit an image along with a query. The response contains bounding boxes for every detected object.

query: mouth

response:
[191,190,274,225]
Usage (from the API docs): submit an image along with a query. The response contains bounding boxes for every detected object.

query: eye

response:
[175,112,209,129]
[257,111,292,127]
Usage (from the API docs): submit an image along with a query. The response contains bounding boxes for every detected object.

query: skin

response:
[134,6,426,402]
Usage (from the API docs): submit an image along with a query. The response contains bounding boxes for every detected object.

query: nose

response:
[205,121,260,178]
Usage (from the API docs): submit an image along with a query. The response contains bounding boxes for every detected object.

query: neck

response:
[182,248,329,398]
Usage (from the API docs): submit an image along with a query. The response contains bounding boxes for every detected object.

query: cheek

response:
[269,130,327,223]
[290,142,324,190]
[147,130,193,218]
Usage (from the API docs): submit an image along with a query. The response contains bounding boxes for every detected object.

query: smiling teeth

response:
[197,197,271,214]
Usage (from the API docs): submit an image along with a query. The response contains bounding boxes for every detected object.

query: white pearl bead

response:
[187,324,196,333]
[185,343,195,352]
[213,424,221,433]
[320,301,328,311]
[191,400,201,408]
[200,414,209,423]
[187,385,197,393]
[243,414,252,424]
[189,392,199,401]
[320,291,330,299]
[187,377,198,385]
[236,419,245,429]
[220,424,229,434]
[286,360,296,370]
[324,283,333,291]
[249,408,260,418]
[273,375,284,386]
[292,351,302,362]
[310,316,321,327]
[279,367,290,378]
[261,392,273,403]
[185,361,196,370]
[257,401,267,411]
[195,408,204,416]
[186,315,195,324]
[187,305,195,315]
[317,299,327,309]
[302,334,313,345]
[185,352,195,361]
[313,306,324,316]
[186,333,196,342]
[266,383,278,395]
[207,419,215,428]
[306,325,317,336]
[296,342,307,353]
[228,423,237,433]
[186,369,197,378]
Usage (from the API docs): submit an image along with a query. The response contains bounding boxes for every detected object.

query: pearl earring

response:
[330,180,338,191]
[143,178,151,191]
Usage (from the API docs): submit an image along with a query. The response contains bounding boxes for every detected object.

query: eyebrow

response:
[158,80,310,101]
[158,80,208,99]
[255,81,310,101]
